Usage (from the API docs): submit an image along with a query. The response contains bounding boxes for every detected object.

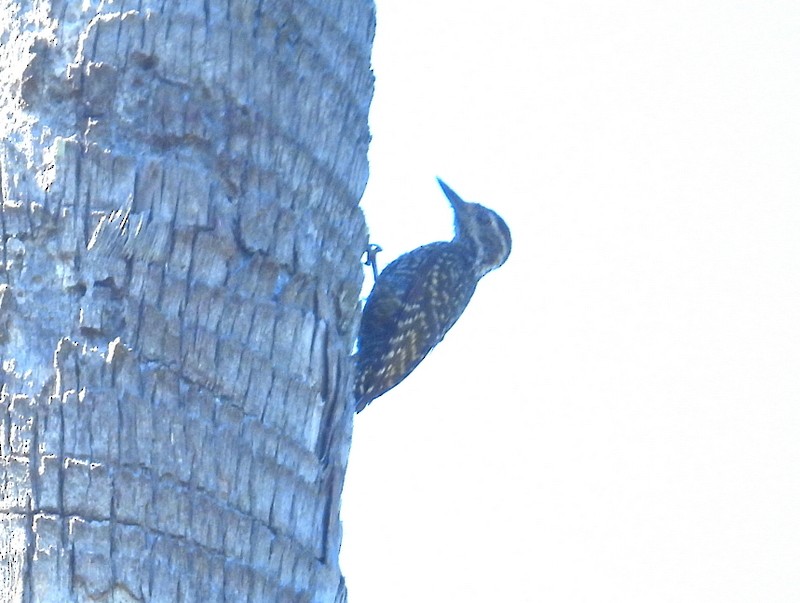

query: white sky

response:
[340,2,800,602]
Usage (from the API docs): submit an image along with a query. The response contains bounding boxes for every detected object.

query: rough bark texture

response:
[0,1,373,601]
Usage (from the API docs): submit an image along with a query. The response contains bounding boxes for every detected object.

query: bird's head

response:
[438,178,512,277]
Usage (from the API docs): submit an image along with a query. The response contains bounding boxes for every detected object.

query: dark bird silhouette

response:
[354,178,512,412]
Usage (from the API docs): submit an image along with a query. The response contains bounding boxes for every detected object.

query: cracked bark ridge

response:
[1,1,374,601]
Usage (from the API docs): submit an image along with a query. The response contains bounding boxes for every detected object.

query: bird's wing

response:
[355,243,475,409]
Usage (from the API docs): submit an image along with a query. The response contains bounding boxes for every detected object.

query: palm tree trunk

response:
[0,1,373,601]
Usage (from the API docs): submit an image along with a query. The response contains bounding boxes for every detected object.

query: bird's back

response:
[354,241,477,411]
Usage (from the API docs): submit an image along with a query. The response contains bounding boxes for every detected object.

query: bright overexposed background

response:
[339,2,800,602]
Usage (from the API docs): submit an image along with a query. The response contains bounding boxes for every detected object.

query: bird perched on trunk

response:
[354,178,512,412]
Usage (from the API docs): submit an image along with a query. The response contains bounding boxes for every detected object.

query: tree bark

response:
[0,1,373,601]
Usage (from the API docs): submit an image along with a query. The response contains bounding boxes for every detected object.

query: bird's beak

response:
[436,178,466,209]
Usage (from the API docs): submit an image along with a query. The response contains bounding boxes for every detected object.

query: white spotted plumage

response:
[354,179,511,412]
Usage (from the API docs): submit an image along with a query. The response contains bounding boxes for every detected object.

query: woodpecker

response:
[354,178,512,412]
